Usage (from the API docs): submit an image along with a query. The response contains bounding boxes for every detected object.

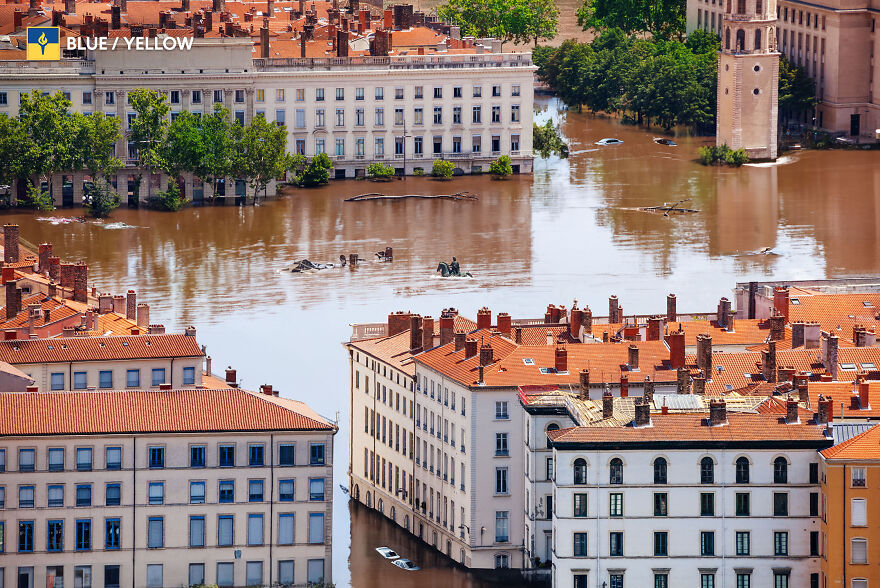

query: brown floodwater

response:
[3,97,880,586]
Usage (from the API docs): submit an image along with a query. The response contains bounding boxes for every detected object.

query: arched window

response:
[736,457,750,484]
[701,457,715,484]
[755,0,762,14]
[736,29,746,52]
[737,0,746,13]
[610,458,623,485]
[546,423,559,449]
[754,28,762,50]
[653,457,668,484]
[774,457,788,484]
[574,458,588,485]
[725,28,731,50]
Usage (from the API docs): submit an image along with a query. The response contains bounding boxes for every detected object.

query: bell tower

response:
[716,0,779,160]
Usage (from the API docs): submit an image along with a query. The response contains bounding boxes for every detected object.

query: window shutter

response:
[852,499,867,527]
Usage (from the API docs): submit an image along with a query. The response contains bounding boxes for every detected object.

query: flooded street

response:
[3,98,880,586]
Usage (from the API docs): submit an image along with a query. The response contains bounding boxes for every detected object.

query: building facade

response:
[0,387,337,588]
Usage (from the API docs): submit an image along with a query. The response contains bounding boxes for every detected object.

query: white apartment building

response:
[0,37,535,203]
[546,400,830,588]
[0,333,205,392]
[0,387,337,588]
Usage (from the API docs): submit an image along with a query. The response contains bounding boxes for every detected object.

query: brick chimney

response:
[260,25,270,57]
[112,295,125,315]
[336,28,348,56]
[476,307,491,330]
[786,396,799,423]
[454,331,466,352]
[696,334,712,375]
[555,345,567,373]
[47,281,57,298]
[64,0,75,14]
[817,394,833,424]
[213,0,225,11]
[666,293,677,322]
[667,328,685,369]
[388,311,410,336]
[822,334,839,377]
[608,295,620,323]
[3,225,19,263]
[371,28,391,56]
[28,0,39,16]
[148,324,165,335]
[727,310,736,333]
[569,307,583,339]
[804,322,821,349]
[225,367,237,387]
[98,294,113,314]
[619,374,628,397]
[773,287,789,322]
[72,263,87,304]
[646,316,664,341]
[676,367,690,394]
[579,369,589,399]
[48,257,60,282]
[5,280,21,320]
[717,297,731,329]
[479,341,493,366]
[439,312,454,346]
[126,290,136,320]
[514,327,522,344]
[859,379,870,410]
[790,322,806,348]
[409,314,422,351]
[300,34,306,57]
[497,312,511,338]
[644,377,654,404]
[583,306,593,334]
[762,340,777,382]
[602,389,614,419]
[0,267,13,285]
[692,372,706,395]
[136,303,149,328]
[464,338,478,359]
[633,398,650,427]
[13,9,23,30]
[60,263,75,289]
[383,7,392,28]
[769,312,785,342]
[708,398,727,425]
[627,344,639,370]
[111,5,121,28]
[794,371,810,404]
[421,316,433,351]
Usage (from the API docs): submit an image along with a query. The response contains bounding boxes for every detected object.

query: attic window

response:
[61,344,67,349]
[864,301,874,308]
[790,298,800,305]
[861,362,876,370]
[840,363,857,371]
[47,345,53,350]
[725,384,733,390]
[122,342,129,347]
[522,358,535,365]
[539,367,558,375]
[716,365,724,372]
[99,342,105,348]
[146,341,152,346]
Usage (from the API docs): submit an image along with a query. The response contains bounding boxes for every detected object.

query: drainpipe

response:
[721,448,726,588]
[595,447,600,588]
[269,433,274,586]
[132,435,137,588]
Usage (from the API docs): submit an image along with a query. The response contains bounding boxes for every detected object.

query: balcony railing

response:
[255,53,533,71]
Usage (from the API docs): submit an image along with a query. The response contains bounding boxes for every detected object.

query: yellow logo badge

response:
[27,27,61,60]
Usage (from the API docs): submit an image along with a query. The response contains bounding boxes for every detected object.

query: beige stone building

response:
[690,0,880,139]
[0,386,337,588]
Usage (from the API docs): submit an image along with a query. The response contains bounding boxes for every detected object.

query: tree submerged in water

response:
[532,120,569,159]
[698,144,749,167]
[149,179,187,211]
[489,155,514,178]
[20,183,54,211]
[84,178,121,218]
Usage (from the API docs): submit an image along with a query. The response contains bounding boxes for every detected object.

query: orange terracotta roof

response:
[415,329,519,386]
[0,333,203,364]
[821,423,880,459]
[788,292,880,336]
[548,412,830,447]
[0,294,81,330]
[0,387,335,436]
[91,312,140,336]
[348,329,418,376]
[807,381,880,419]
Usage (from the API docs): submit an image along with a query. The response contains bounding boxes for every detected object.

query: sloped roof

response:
[0,333,203,364]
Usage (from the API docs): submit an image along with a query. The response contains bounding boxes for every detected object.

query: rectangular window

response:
[217,562,234,586]
[453,106,462,124]
[105,483,121,506]
[276,109,286,126]
[47,519,63,551]
[335,138,345,156]
[495,433,509,456]
[48,447,64,471]
[219,444,235,467]
[736,574,750,588]
[76,484,92,506]
[491,106,501,123]
[609,531,623,556]
[774,531,789,555]
[736,531,750,555]
[126,369,140,387]
[310,478,325,501]
[735,492,750,516]
[76,447,93,471]
[309,512,325,544]
[433,106,442,125]
[48,484,64,507]
[104,565,121,588]
[190,481,205,504]
[609,493,623,517]
[218,515,234,546]
[375,87,384,100]
[852,538,868,563]
[335,88,344,101]
[255,89,265,102]
[99,370,113,388]
[249,479,264,502]
[279,444,295,466]
[19,520,34,552]
[573,532,587,556]
[190,445,206,468]
[219,480,234,503]
[151,368,166,386]
[774,492,789,516]
[279,513,295,545]
[51,372,64,390]
[654,531,668,556]
[249,444,265,467]
[148,446,164,469]
[310,443,325,465]
[375,108,384,126]
[574,493,588,517]
[700,492,714,516]
[495,467,508,494]
[473,85,482,97]
[280,479,295,501]
[247,513,264,545]
[852,498,867,526]
[191,515,207,546]
[511,105,520,122]
[701,530,715,555]
[76,519,92,550]
[182,366,195,385]
[73,371,87,389]
[473,105,482,123]
[654,492,668,516]
[189,564,205,587]
[655,574,668,588]
[105,518,120,549]
[19,485,35,508]
[315,88,324,101]
[147,517,163,548]
[852,467,866,487]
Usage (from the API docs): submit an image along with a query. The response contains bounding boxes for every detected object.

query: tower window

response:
[754,65,761,72]
[755,29,762,50]
[737,0,745,14]
[753,88,760,95]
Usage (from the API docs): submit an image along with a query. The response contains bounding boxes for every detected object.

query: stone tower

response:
[716,0,779,160]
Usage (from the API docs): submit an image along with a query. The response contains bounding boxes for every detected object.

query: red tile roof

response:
[0,333,203,364]
[807,381,880,418]
[548,412,830,447]
[789,292,880,336]
[415,329,519,386]
[0,388,335,435]
[821,423,880,460]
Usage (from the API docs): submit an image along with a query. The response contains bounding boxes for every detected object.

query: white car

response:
[596,138,624,145]
[392,558,420,571]
[375,547,400,560]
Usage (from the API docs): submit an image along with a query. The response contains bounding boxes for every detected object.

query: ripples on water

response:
[4,97,880,586]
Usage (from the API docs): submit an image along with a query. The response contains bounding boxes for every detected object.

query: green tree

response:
[16,90,81,197]
[432,159,455,178]
[293,153,334,188]
[149,178,187,211]
[489,155,513,177]
[196,104,234,199]
[77,112,122,180]
[577,0,685,36]
[437,0,557,45]
[233,114,289,198]
[367,162,396,179]
[532,120,569,158]
[0,114,24,190]
[20,183,54,211]
[161,110,203,182]
[129,88,170,203]
[778,55,817,122]
[436,0,500,38]
[84,177,121,218]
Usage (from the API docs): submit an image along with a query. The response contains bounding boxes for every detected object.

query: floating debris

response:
[98,222,139,230]
[640,198,700,216]
[36,216,85,225]
[653,137,678,146]
[284,259,335,273]
[345,192,477,202]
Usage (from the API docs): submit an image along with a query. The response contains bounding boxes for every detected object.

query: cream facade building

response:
[0,387,337,588]
[0,37,535,204]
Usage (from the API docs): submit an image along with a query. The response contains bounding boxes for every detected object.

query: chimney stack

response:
[454,331,466,352]
[666,293,677,322]
[667,328,685,369]
[421,316,434,351]
[225,367,237,387]
[388,311,410,336]
[692,372,706,395]
[619,374,629,397]
[708,398,727,426]
[98,294,113,314]
[646,316,664,341]
[28,0,39,16]
[579,369,589,399]
[804,322,821,349]
[464,338,478,359]
[769,312,786,341]
[602,389,614,419]
[336,28,348,56]
[817,394,833,424]
[794,371,810,404]
[409,314,422,351]
[608,295,620,324]
[696,334,712,375]
[773,287,790,322]
[479,341,493,366]
[859,379,871,410]
[569,307,583,339]
[5,280,21,320]
[112,295,125,315]
[476,307,491,330]
[136,303,149,327]
[111,5,121,28]
[126,290,136,320]
[762,340,777,382]
[727,310,736,333]
[260,25,270,57]
[439,312,455,346]
[822,334,839,377]
[717,297,732,329]
[555,345,567,373]
[3,225,19,263]
[676,367,690,394]
[634,398,650,427]
[627,344,639,370]
[644,377,654,404]
[791,322,805,348]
